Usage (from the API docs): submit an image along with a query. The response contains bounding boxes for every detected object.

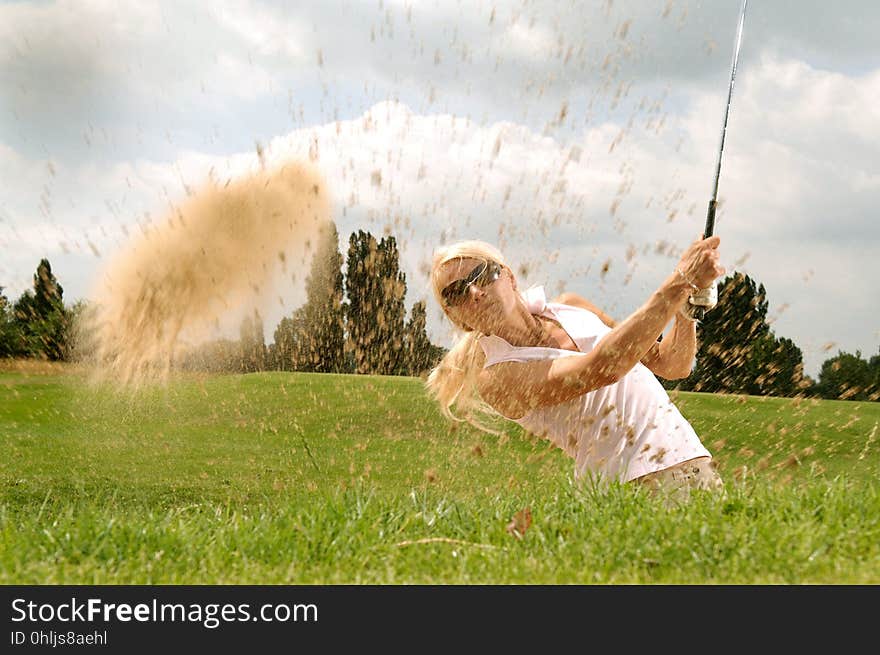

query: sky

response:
[1,0,878,378]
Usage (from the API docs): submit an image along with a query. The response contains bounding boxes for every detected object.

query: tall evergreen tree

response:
[345,230,377,375]
[288,221,346,372]
[375,235,408,375]
[12,259,69,360]
[345,230,408,375]
[681,272,811,398]
[684,272,772,394]
[405,300,437,376]
[33,259,63,319]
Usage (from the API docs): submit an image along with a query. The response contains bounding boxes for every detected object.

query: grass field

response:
[2,359,878,584]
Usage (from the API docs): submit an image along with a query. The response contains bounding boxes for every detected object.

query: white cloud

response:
[498,20,558,61]
[213,0,308,60]
[5,77,878,376]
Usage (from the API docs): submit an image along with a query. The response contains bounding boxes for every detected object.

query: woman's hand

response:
[676,235,725,289]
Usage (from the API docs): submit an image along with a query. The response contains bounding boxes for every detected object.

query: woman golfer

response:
[426,236,726,500]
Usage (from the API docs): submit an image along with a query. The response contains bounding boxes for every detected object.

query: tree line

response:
[2,235,878,400]
[0,259,84,362]
[671,272,880,401]
[178,222,447,377]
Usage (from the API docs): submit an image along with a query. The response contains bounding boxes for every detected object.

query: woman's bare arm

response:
[480,272,692,418]
[553,292,695,381]
[639,314,697,379]
[479,236,723,418]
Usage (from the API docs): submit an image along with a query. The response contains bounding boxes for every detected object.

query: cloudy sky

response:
[1,0,878,378]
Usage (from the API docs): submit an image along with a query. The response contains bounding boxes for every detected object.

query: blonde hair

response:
[425,240,512,434]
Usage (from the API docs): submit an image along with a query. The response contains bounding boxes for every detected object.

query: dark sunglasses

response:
[441,260,502,306]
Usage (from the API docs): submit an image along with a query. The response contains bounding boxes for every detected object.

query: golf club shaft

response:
[693,0,748,320]
[704,0,748,239]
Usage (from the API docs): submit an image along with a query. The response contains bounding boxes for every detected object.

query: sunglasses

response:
[441,260,502,307]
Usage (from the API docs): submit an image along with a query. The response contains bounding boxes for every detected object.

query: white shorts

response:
[631,456,724,503]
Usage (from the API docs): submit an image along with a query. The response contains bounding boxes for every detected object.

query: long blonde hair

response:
[425,240,512,434]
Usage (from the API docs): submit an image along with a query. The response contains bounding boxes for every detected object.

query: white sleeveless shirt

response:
[478,285,711,484]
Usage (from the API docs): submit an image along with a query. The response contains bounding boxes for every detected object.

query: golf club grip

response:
[692,199,717,319]
[693,200,717,323]
[703,199,717,239]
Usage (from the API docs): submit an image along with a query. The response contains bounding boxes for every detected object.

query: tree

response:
[287,221,346,372]
[403,300,446,376]
[682,272,807,397]
[178,339,240,373]
[375,235,408,375]
[740,334,809,397]
[239,310,266,373]
[344,231,408,375]
[12,259,69,360]
[0,286,23,357]
[816,350,873,401]
[272,315,299,371]
[762,336,809,397]
[684,272,769,393]
[265,341,278,371]
[62,299,92,362]
[252,310,266,371]
[869,347,880,401]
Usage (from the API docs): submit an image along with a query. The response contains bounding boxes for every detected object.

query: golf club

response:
[688,0,749,320]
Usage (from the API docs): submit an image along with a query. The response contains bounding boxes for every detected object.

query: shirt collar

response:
[520,284,547,315]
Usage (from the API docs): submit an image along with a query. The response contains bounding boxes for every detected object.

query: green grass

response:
[1,361,878,583]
